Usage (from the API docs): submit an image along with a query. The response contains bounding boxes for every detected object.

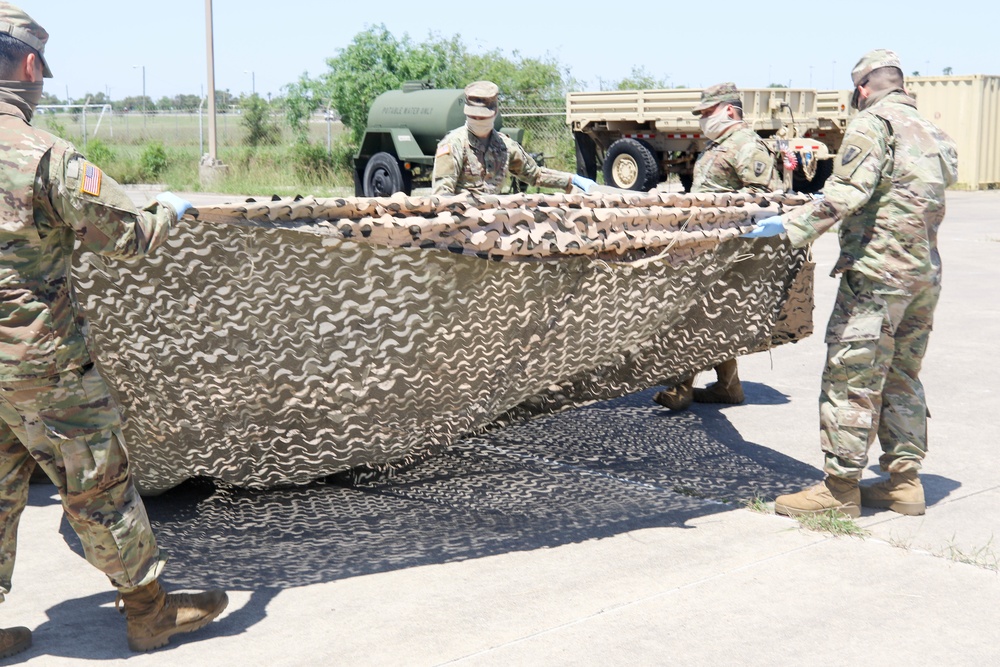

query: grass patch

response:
[744,493,770,514]
[941,536,998,571]
[794,510,868,538]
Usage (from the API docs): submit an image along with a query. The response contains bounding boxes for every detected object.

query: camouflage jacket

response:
[0,102,176,380]
[783,91,958,291]
[692,124,780,194]
[432,126,573,195]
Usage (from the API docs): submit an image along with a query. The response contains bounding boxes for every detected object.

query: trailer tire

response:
[603,138,659,191]
[792,158,834,194]
[363,152,405,197]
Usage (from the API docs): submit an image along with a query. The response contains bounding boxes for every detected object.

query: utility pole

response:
[205,0,217,162]
[201,0,227,185]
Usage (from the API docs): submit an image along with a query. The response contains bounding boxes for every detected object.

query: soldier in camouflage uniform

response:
[432,81,596,195]
[654,83,780,412]
[0,4,227,658]
[743,50,958,518]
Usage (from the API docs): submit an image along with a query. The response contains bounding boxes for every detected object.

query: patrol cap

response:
[850,48,902,109]
[692,82,741,115]
[464,80,498,118]
[0,2,52,78]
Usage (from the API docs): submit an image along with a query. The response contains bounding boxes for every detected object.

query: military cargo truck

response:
[353,82,524,196]
[567,87,854,192]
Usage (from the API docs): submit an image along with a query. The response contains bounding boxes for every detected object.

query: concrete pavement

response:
[7,190,999,665]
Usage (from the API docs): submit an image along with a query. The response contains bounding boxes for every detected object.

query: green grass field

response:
[38,110,355,195]
[36,108,577,196]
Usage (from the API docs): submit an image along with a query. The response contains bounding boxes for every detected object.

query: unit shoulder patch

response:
[833,134,877,180]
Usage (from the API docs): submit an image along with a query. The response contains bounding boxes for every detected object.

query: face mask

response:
[0,80,44,122]
[699,105,739,141]
[466,116,495,138]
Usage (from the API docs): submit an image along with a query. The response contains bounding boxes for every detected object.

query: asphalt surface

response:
[8,190,1000,665]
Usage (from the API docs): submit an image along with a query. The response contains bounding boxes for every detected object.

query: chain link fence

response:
[501,102,575,174]
[33,101,575,193]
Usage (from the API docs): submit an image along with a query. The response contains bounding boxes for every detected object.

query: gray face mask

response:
[699,105,740,141]
[466,116,495,138]
[0,80,44,122]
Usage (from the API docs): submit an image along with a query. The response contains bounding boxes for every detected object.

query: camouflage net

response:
[72,190,814,493]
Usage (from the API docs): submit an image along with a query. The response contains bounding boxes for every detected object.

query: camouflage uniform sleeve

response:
[504,137,573,193]
[782,114,890,247]
[733,139,778,193]
[45,144,174,260]
[938,132,959,187]
[431,133,463,195]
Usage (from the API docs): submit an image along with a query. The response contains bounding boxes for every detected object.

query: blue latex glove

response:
[742,215,785,238]
[811,193,826,201]
[156,191,193,219]
[572,174,597,193]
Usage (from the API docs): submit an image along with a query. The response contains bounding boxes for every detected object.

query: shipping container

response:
[906,75,1000,190]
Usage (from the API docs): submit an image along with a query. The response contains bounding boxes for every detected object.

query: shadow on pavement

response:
[141,387,818,591]
[34,386,821,660]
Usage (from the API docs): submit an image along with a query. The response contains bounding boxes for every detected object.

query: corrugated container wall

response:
[906,75,1000,190]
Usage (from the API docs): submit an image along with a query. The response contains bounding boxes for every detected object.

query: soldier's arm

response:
[782,116,889,247]
[734,142,777,193]
[938,132,959,187]
[431,137,462,195]
[43,146,175,260]
[506,139,573,193]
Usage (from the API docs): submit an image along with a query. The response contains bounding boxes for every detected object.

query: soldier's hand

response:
[742,215,785,238]
[571,174,597,193]
[156,192,194,219]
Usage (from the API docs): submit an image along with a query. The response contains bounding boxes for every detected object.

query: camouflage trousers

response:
[0,364,164,602]
[820,271,941,480]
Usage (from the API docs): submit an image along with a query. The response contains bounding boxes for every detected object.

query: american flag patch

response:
[80,161,102,196]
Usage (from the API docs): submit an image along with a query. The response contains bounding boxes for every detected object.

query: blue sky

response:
[30,0,999,102]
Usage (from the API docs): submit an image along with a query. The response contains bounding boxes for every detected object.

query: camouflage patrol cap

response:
[850,49,902,109]
[0,3,52,78]
[464,80,499,117]
[692,82,741,115]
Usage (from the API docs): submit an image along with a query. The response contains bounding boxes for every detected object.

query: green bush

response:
[139,141,169,180]
[292,140,337,184]
[85,138,116,167]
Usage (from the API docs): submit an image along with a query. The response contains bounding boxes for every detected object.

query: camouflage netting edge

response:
[72,191,813,493]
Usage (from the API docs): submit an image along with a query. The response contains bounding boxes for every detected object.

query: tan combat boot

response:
[0,627,31,659]
[117,581,228,652]
[693,358,745,404]
[860,470,925,516]
[774,476,861,519]
[653,376,695,411]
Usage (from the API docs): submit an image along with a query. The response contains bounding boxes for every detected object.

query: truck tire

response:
[603,138,659,191]
[574,132,599,180]
[363,152,405,197]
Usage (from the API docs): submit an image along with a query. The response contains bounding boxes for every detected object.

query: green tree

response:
[283,25,569,142]
[118,95,155,113]
[241,94,280,147]
[942,66,953,75]
[613,66,669,90]
[173,94,203,111]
